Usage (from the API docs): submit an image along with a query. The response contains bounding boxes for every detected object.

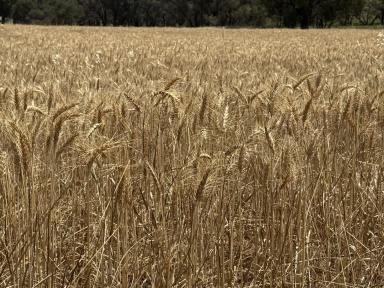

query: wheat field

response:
[0,25,384,287]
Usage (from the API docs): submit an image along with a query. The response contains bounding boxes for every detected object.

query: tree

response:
[358,0,383,24]
[12,0,34,23]
[0,0,13,23]
[262,0,297,27]
[78,0,102,25]
[2,0,384,27]
[49,0,84,24]
[312,0,338,27]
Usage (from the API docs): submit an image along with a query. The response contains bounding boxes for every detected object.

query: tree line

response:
[1,0,383,28]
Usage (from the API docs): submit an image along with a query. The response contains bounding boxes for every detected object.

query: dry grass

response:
[0,25,384,287]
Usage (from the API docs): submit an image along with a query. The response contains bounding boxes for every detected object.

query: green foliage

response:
[4,0,384,27]
[0,0,13,23]
[12,0,34,23]
[48,0,84,24]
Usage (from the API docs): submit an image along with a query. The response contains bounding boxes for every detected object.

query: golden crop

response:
[0,25,383,287]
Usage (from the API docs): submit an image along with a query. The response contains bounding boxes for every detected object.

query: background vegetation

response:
[0,25,383,287]
[0,0,384,28]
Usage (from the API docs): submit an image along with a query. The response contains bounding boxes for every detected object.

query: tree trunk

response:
[112,10,118,26]
[1,15,5,24]
[300,11,310,29]
[102,9,108,26]
[369,15,378,25]
[381,11,384,25]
